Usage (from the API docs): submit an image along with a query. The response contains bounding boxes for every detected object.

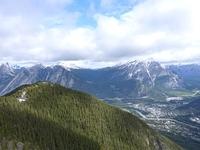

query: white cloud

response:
[94,0,200,62]
[0,0,200,66]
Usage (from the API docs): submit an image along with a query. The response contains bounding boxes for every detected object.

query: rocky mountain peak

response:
[0,62,15,75]
[29,64,45,70]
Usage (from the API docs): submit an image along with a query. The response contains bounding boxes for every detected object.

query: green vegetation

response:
[0,82,182,150]
[166,90,196,97]
[146,87,197,101]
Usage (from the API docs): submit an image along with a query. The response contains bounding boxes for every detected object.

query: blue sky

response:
[43,0,139,27]
[0,0,200,67]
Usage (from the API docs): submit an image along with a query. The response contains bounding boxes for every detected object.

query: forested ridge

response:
[0,82,182,150]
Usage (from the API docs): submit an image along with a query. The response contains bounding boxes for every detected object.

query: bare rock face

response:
[17,142,24,150]
[0,138,25,150]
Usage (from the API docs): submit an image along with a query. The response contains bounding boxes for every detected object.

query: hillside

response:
[0,82,182,150]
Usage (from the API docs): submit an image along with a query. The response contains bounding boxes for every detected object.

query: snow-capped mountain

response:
[107,60,182,97]
[0,63,15,75]
[117,60,180,88]
[0,64,78,95]
[0,63,16,94]
[0,60,183,98]
[55,62,80,70]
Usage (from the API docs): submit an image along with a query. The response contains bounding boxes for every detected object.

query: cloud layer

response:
[0,0,200,65]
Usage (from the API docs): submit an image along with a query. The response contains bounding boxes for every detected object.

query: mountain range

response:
[0,60,185,99]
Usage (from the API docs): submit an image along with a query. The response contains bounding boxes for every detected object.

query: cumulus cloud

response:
[92,0,200,62]
[0,0,200,66]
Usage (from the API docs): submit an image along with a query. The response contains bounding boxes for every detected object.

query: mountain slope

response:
[177,96,200,115]
[168,64,200,89]
[0,82,182,150]
[108,60,182,97]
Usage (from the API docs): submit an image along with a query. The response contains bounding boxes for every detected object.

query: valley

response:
[105,95,200,150]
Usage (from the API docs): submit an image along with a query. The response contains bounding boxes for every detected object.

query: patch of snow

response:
[56,62,80,70]
[128,73,133,78]
[17,91,27,102]
[126,60,138,68]
[11,64,21,69]
[144,62,154,86]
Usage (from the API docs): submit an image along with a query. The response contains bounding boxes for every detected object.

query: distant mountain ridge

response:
[168,64,200,89]
[0,60,183,98]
